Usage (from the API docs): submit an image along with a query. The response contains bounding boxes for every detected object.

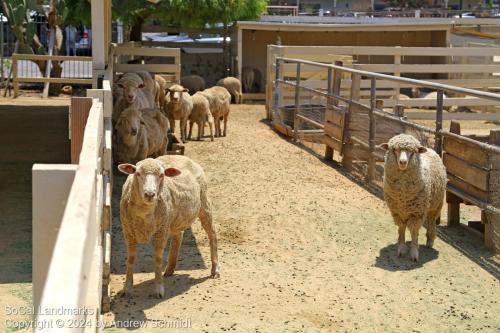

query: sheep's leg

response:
[426,208,441,248]
[164,233,183,277]
[188,120,193,140]
[208,118,214,141]
[223,114,228,137]
[409,222,422,262]
[168,117,175,134]
[199,199,220,278]
[197,120,203,141]
[217,117,223,138]
[152,235,167,298]
[214,116,220,137]
[397,223,407,257]
[180,118,188,143]
[124,243,137,296]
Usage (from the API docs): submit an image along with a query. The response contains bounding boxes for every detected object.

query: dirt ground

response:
[0,103,70,333]
[105,105,499,332]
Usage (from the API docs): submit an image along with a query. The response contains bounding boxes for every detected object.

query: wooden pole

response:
[446,120,461,227]
[273,58,282,120]
[367,77,376,182]
[325,67,334,160]
[485,129,500,252]
[342,70,361,169]
[435,90,444,156]
[294,62,301,141]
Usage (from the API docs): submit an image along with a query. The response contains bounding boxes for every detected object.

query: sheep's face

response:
[115,108,142,145]
[167,85,189,104]
[118,82,145,104]
[118,160,182,205]
[380,134,427,171]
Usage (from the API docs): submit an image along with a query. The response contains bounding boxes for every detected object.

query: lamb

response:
[118,155,220,298]
[201,86,231,137]
[216,76,242,104]
[380,134,447,261]
[164,84,193,143]
[188,92,214,141]
[180,75,206,95]
[113,72,156,123]
[114,106,169,164]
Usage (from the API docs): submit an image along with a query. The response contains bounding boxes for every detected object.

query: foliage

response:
[384,0,427,8]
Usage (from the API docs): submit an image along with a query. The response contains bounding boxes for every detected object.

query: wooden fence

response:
[272,56,500,253]
[266,45,500,118]
[113,43,181,84]
[12,53,93,98]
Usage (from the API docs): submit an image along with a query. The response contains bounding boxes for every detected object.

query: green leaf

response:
[26,22,35,43]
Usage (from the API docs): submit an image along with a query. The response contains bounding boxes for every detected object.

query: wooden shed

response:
[235,20,453,92]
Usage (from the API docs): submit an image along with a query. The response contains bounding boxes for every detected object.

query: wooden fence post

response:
[393,104,405,117]
[485,129,500,252]
[293,62,301,141]
[435,90,444,156]
[446,120,462,227]
[325,61,342,160]
[12,55,19,98]
[366,77,376,182]
[342,70,361,169]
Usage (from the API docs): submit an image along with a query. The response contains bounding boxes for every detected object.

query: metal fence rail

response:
[272,56,500,252]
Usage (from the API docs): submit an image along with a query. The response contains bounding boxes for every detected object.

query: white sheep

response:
[114,106,169,163]
[380,134,447,261]
[113,72,156,123]
[164,84,193,143]
[118,155,220,298]
[180,75,206,95]
[188,92,214,141]
[202,86,231,137]
[216,76,242,104]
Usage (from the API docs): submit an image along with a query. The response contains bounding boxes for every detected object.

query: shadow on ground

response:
[260,117,500,280]
[375,242,439,271]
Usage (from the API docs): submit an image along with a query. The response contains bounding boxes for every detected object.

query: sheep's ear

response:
[138,83,145,89]
[117,83,124,88]
[118,163,136,174]
[417,146,427,154]
[379,143,389,151]
[183,88,189,93]
[164,167,181,177]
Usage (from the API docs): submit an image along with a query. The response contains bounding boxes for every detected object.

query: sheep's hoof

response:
[410,246,419,262]
[397,243,407,257]
[163,268,174,277]
[155,284,165,299]
[426,238,434,248]
[122,281,133,298]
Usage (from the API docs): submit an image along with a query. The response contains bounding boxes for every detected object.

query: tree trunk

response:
[129,17,145,42]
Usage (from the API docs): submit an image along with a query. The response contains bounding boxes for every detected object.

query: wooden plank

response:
[14,77,93,85]
[114,63,180,73]
[443,153,489,192]
[447,173,488,202]
[324,133,343,152]
[324,120,344,141]
[380,97,500,108]
[358,64,500,74]
[280,46,500,57]
[443,135,489,168]
[114,45,180,57]
[407,112,500,121]
[12,53,93,62]
[71,97,93,164]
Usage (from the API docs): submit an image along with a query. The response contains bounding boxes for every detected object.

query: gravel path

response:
[106,105,499,333]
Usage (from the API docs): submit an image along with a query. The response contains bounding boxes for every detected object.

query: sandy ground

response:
[105,105,499,333]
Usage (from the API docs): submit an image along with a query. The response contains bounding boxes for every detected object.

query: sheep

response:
[113,72,156,123]
[117,155,220,298]
[380,134,447,262]
[114,106,169,164]
[188,92,214,141]
[242,67,255,93]
[201,86,231,137]
[216,76,242,104]
[164,84,193,143]
[411,88,450,111]
[154,75,168,110]
[180,75,206,95]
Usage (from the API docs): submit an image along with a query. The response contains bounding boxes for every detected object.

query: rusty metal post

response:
[435,90,444,156]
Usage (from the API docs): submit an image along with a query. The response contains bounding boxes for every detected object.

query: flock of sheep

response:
[112,71,244,298]
[112,70,448,298]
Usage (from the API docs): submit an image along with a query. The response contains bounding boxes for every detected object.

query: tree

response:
[112,0,267,75]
